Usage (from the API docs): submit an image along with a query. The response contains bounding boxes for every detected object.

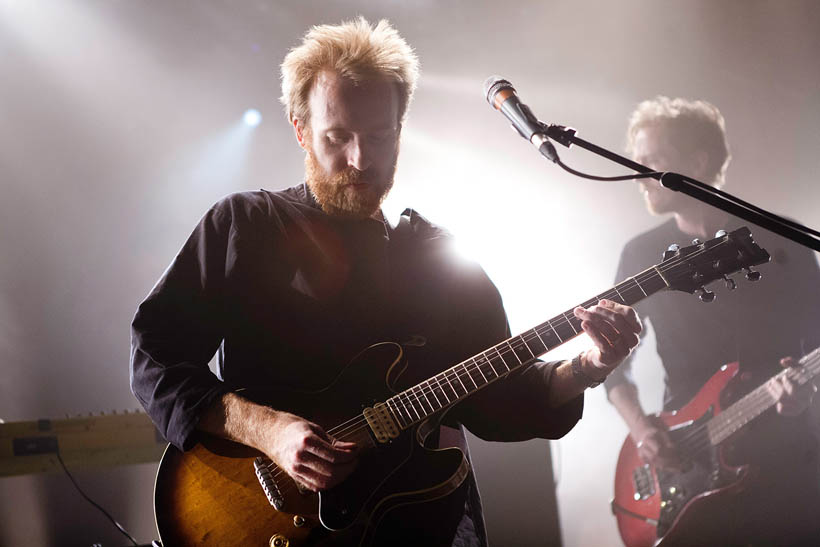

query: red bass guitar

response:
[612,346,820,547]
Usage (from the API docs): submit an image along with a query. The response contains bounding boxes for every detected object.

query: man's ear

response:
[691,149,710,180]
[293,118,307,150]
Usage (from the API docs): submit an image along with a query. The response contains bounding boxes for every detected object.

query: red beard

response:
[304,148,394,220]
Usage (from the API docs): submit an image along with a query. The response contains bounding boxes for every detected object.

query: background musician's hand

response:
[768,356,816,417]
[266,411,359,492]
[574,299,642,378]
[631,415,680,469]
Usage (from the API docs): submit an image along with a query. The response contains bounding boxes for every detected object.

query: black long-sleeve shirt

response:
[131,183,582,546]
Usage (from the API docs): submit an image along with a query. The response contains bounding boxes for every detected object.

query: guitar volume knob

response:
[744,268,762,282]
[697,287,716,302]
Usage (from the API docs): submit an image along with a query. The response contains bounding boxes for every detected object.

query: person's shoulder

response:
[619,218,681,265]
[208,185,312,224]
[395,207,453,243]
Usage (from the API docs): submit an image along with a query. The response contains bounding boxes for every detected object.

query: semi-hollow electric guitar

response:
[153,227,769,546]
[612,346,820,547]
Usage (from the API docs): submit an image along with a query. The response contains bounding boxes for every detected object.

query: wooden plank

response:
[0,411,166,477]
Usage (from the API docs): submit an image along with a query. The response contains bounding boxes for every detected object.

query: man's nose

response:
[347,137,373,172]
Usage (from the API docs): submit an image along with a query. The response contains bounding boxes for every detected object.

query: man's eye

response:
[368,132,394,144]
[327,134,350,145]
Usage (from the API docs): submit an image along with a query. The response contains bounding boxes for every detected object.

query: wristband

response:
[571,353,605,389]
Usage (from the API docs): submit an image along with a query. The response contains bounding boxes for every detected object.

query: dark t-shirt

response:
[605,217,820,543]
[130,184,583,546]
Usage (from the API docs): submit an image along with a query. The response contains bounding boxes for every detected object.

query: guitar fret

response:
[426,379,443,408]
[441,370,462,399]
[434,375,453,404]
[404,391,422,421]
[612,285,626,304]
[386,398,407,428]
[533,329,549,353]
[632,276,648,297]
[453,368,470,396]
[414,385,433,415]
[463,363,480,389]
[505,341,523,364]
[552,315,577,342]
[548,321,563,343]
[510,336,535,365]
[525,331,546,357]
[536,325,559,351]
[471,357,487,383]
[493,346,511,372]
[564,312,579,335]
[482,353,500,377]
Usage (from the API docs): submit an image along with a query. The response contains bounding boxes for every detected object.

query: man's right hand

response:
[265,411,359,492]
[631,415,679,468]
[198,393,359,493]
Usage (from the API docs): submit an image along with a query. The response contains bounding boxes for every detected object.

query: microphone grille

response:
[483,75,513,103]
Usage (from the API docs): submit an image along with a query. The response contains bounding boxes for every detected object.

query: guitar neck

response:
[707,346,820,446]
[385,264,671,429]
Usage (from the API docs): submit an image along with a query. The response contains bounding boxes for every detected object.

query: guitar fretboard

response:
[707,346,820,445]
[385,266,670,429]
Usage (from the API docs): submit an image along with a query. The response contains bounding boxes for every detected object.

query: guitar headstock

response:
[660,227,770,301]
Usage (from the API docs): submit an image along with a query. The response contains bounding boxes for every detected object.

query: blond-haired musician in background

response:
[606,96,820,544]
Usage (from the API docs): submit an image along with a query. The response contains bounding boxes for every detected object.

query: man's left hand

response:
[767,356,816,417]
[573,299,642,379]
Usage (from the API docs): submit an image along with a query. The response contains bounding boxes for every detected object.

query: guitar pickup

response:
[363,403,399,444]
[632,463,656,500]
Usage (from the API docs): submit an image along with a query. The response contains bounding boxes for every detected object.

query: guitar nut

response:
[269,534,289,547]
[293,515,305,527]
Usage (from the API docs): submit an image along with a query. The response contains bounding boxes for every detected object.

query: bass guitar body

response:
[153,342,469,546]
[612,362,755,547]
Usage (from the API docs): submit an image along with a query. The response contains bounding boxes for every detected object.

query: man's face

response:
[298,70,401,219]
[632,124,697,216]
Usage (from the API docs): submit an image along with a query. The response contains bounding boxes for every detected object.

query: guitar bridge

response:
[363,403,399,444]
[632,463,656,500]
[254,456,285,510]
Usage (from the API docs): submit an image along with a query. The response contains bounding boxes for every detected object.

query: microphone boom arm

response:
[544,123,820,252]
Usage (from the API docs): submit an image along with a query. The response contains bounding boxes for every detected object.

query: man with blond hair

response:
[131,18,641,545]
[606,96,820,544]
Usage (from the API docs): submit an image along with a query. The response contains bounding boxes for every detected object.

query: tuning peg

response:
[723,275,737,290]
[663,243,680,260]
[715,230,728,238]
[697,287,716,302]
[744,268,762,282]
[692,238,702,245]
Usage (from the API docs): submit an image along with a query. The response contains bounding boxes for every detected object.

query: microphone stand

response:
[544,124,820,252]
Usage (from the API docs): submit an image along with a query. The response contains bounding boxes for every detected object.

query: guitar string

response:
[675,367,816,458]
[661,356,820,460]
[266,239,753,484]
[267,239,753,483]
[678,365,819,459]
[316,238,742,441]
[674,356,819,453]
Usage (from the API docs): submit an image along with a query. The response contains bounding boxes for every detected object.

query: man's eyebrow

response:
[323,124,397,133]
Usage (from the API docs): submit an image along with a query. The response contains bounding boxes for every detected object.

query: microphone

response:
[483,76,558,162]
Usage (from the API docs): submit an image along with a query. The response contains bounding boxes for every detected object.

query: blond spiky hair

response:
[280,17,419,126]
[627,96,731,187]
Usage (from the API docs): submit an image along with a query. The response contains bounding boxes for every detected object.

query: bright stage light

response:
[243,108,262,127]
